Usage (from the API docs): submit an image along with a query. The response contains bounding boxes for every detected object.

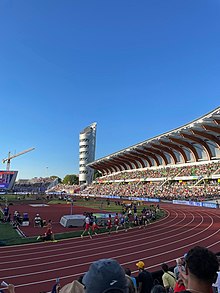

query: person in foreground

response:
[161,262,176,292]
[136,261,153,293]
[82,258,129,292]
[0,284,15,293]
[179,246,218,293]
[212,255,220,293]
[59,258,130,293]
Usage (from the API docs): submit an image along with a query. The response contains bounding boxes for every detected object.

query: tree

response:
[63,174,79,185]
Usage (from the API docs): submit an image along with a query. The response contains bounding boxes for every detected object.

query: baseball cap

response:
[136,261,145,269]
[82,259,128,293]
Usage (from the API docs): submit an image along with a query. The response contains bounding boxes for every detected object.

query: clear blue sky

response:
[0,0,219,180]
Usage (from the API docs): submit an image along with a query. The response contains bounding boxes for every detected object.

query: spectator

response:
[136,261,153,293]
[0,284,15,293]
[34,213,42,227]
[174,278,185,293]
[51,278,61,293]
[3,205,9,222]
[13,211,22,226]
[179,246,218,293]
[174,259,185,280]
[182,254,187,267]
[125,268,137,293]
[161,263,176,292]
[151,285,166,293]
[59,280,84,293]
[7,284,15,293]
[212,256,220,293]
[82,258,129,292]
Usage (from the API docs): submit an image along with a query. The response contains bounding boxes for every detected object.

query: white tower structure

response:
[79,122,97,185]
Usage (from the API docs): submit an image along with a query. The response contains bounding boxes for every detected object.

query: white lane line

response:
[0,209,178,259]
[0,210,188,265]
[2,211,215,279]
[4,219,220,291]
[0,211,194,270]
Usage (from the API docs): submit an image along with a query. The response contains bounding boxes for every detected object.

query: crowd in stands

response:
[13,177,56,194]
[77,161,220,201]
[41,161,220,202]
[8,161,220,201]
[3,246,219,293]
[46,183,79,195]
[80,180,220,201]
[98,161,220,182]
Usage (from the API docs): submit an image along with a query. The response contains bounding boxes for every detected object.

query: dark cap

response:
[82,258,128,293]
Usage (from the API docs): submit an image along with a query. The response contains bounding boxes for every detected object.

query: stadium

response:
[0,107,220,293]
[83,107,220,202]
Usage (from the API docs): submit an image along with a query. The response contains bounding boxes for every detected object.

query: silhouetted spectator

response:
[136,261,153,293]
[151,285,166,293]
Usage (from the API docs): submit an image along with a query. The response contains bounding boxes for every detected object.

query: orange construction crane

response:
[2,147,35,171]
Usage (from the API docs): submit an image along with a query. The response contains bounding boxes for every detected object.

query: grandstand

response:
[13,177,58,194]
[80,107,220,201]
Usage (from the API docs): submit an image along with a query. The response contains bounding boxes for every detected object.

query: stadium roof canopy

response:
[88,107,220,175]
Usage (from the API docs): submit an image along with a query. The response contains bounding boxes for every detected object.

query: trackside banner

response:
[80,194,160,202]
[173,200,217,209]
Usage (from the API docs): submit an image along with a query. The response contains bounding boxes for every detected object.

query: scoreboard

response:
[0,170,18,190]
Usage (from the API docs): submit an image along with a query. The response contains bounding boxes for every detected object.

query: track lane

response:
[0,204,219,293]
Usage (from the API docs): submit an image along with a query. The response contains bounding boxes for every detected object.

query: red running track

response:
[0,203,220,293]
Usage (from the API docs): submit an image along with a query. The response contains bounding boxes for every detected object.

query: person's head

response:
[136,261,145,271]
[217,256,220,269]
[82,258,128,293]
[185,246,218,285]
[150,285,166,293]
[177,278,185,286]
[161,263,169,273]
[78,274,85,284]
[176,258,182,266]
[124,268,131,276]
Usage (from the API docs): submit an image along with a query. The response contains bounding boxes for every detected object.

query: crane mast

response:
[2,147,35,171]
